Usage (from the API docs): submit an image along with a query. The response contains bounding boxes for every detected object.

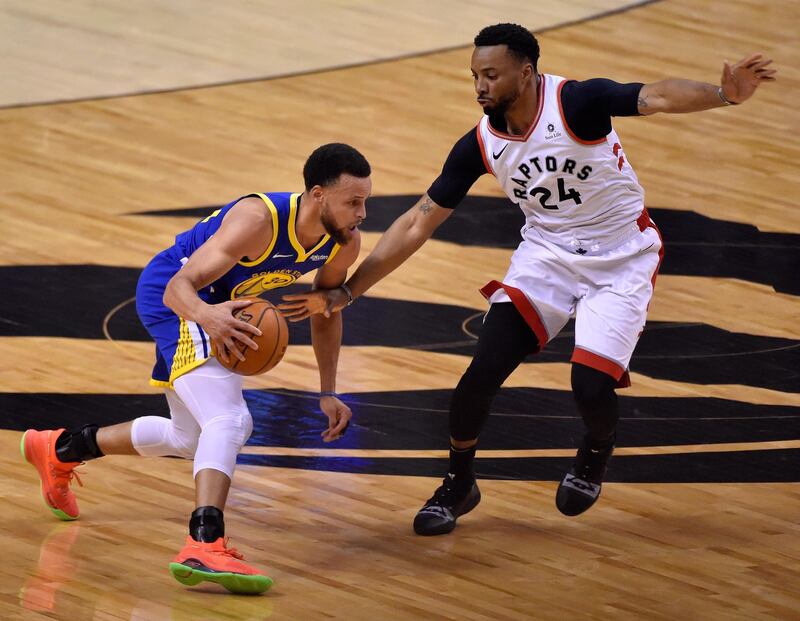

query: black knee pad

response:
[449,303,542,442]
[571,363,619,442]
[572,363,617,408]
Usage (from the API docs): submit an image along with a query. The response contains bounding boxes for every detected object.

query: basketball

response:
[218,298,288,375]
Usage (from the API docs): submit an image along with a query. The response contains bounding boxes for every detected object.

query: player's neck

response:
[503,73,539,136]
[294,192,327,248]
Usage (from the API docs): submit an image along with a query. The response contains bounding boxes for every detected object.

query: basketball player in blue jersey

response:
[21,143,371,593]
[281,25,776,534]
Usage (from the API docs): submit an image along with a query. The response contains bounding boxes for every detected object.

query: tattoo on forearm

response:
[419,198,434,214]
[638,95,648,108]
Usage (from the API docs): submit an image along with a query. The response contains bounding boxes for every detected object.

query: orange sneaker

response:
[169,536,273,594]
[21,429,82,521]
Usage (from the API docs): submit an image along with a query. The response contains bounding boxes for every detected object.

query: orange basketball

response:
[219,298,289,375]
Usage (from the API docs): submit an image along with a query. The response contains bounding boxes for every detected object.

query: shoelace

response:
[427,476,465,506]
[186,538,246,561]
[50,465,83,493]
[219,538,244,560]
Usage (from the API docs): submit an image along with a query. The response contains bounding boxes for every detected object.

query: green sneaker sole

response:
[20,431,79,521]
[168,562,273,594]
[49,507,78,521]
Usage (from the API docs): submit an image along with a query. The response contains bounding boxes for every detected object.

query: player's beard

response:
[321,203,352,245]
[483,86,521,120]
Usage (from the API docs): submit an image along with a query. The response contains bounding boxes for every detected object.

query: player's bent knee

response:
[167,427,200,459]
[240,409,254,446]
[458,360,506,395]
[571,363,617,407]
[200,409,253,452]
[132,415,200,458]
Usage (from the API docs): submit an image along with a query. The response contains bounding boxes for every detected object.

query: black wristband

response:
[339,283,354,306]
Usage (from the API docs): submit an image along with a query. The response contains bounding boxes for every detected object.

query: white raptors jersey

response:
[477,73,645,250]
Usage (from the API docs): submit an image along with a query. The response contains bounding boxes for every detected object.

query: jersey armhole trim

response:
[288,192,332,262]
[324,242,342,264]
[238,193,280,266]
[557,79,608,146]
[475,124,494,176]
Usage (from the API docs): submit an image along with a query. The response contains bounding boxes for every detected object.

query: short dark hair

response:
[474,23,540,71]
[303,143,371,190]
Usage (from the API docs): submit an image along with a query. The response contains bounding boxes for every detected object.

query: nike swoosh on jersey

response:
[492,145,508,160]
[272,253,294,258]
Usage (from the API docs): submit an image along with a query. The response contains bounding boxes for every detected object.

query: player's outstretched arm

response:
[637,53,776,115]
[346,192,452,298]
[280,193,452,320]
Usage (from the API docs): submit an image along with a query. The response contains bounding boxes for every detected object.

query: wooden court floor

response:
[1,0,798,619]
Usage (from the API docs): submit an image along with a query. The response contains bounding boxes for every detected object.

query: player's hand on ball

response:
[319,395,352,442]
[279,288,348,322]
[200,299,262,364]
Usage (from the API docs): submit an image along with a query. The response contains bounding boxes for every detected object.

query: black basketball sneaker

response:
[413,473,481,536]
[556,438,615,516]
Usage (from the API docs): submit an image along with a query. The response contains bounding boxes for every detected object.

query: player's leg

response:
[21,426,96,521]
[131,260,267,591]
[554,364,619,516]
[21,389,202,521]
[167,359,272,594]
[556,226,663,516]
[413,302,541,536]
[414,235,575,535]
[572,363,619,448]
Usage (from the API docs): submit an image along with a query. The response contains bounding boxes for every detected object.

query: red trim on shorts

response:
[637,207,665,290]
[474,125,494,175]
[480,280,547,351]
[572,206,662,390]
[557,80,608,146]
[572,348,630,388]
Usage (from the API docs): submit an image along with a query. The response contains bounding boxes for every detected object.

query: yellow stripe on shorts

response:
[168,318,212,385]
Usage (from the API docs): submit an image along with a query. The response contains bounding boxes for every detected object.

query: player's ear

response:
[310,185,325,202]
[521,62,533,81]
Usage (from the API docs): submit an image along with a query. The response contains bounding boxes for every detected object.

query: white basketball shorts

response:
[481,209,663,387]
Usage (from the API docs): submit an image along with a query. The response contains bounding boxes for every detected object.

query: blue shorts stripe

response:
[199,326,208,358]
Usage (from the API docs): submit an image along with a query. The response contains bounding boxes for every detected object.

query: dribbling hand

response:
[200,299,262,364]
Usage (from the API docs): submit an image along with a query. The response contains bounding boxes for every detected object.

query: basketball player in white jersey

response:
[281,24,776,534]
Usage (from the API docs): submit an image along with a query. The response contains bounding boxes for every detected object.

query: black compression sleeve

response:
[426,127,488,209]
[560,78,643,142]
[449,302,540,441]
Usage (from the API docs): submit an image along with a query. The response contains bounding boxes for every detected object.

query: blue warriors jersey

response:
[171,192,341,301]
[135,191,340,387]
